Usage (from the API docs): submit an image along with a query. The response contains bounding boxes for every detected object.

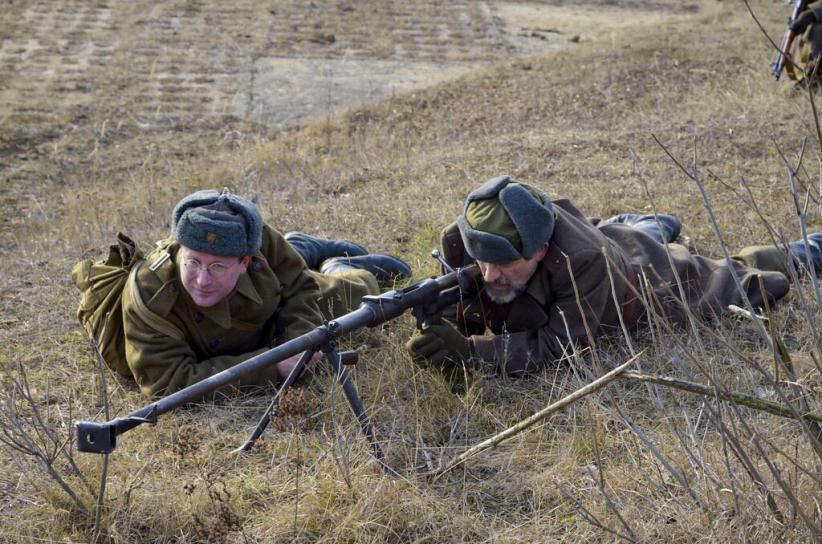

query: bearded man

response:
[405,176,811,377]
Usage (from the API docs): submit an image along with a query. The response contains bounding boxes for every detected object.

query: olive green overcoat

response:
[122,224,377,397]
[786,1,822,82]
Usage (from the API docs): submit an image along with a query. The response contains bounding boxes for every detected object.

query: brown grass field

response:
[2,0,822,542]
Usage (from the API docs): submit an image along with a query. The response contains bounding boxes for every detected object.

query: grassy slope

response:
[2,1,821,542]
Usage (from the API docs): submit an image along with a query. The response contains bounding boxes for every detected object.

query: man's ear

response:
[239,255,252,273]
[534,242,550,262]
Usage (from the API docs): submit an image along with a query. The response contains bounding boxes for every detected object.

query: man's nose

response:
[483,264,501,283]
[195,267,212,285]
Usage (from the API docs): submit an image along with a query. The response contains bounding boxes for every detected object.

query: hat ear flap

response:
[463,175,515,210]
[222,196,262,254]
[499,185,555,258]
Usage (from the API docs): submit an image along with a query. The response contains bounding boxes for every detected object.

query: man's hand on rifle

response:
[791,7,819,35]
[276,351,323,380]
[406,322,472,370]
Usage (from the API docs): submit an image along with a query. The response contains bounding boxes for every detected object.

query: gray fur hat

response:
[172,188,262,256]
[457,175,555,263]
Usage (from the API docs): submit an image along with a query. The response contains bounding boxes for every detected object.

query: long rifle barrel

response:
[76,265,477,454]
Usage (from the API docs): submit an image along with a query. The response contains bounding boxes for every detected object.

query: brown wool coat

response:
[122,224,377,397]
[441,199,790,376]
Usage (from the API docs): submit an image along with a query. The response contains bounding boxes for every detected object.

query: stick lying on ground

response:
[434,355,821,477]
[621,372,822,423]
[434,352,644,477]
[75,263,481,472]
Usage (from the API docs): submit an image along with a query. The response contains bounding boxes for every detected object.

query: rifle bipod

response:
[234,336,398,477]
[76,263,478,478]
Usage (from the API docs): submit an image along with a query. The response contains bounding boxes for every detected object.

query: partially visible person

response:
[122,188,410,397]
[406,176,813,379]
[786,1,822,83]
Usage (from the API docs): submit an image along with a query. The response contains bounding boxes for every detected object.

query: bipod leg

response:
[233,349,317,453]
[323,344,399,478]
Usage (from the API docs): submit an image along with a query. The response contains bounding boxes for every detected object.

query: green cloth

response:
[310,268,379,321]
[464,197,522,252]
[733,245,793,277]
[786,1,822,83]
[464,182,547,253]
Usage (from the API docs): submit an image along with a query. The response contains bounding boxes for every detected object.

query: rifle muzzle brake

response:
[76,421,117,454]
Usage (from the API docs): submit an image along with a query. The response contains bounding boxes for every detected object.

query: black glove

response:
[405,323,471,370]
[790,9,819,35]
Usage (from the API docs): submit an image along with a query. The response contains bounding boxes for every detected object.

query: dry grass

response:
[2,0,822,542]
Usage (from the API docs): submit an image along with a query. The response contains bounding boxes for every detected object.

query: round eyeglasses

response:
[181,258,234,278]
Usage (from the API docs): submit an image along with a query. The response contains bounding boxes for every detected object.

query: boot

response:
[788,232,822,276]
[285,231,367,270]
[601,213,682,244]
[320,254,412,287]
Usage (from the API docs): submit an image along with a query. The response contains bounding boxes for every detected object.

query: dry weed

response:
[2,0,822,542]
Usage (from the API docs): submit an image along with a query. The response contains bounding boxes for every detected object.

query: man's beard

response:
[485,279,528,304]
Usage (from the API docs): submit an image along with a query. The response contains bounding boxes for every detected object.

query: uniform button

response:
[193,312,203,323]
[209,339,220,350]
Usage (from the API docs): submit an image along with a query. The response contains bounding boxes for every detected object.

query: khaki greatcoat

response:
[786,1,822,82]
[122,224,378,397]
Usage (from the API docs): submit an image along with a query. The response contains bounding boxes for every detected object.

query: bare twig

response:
[584,461,638,542]
[807,80,822,156]
[620,371,822,423]
[775,141,822,309]
[557,482,637,543]
[0,362,92,517]
[652,135,773,351]
[433,352,643,477]
[91,340,111,539]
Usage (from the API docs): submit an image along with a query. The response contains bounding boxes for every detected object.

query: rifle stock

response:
[75,264,480,460]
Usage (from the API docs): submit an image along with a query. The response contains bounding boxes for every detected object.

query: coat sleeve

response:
[258,225,324,342]
[122,285,283,398]
[470,249,613,376]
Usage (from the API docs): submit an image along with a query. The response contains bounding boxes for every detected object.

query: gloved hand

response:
[790,8,819,35]
[405,323,471,370]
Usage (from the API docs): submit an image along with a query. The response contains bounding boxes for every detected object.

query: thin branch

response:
[91,340,111,538]
[621,371,822,423]
[653,134,773,351]
[432,352,643,477]
[557,483,637,543]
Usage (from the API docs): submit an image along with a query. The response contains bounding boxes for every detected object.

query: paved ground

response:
[0,0,687,248]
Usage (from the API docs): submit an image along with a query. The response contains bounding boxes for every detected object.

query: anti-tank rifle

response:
[75,262,480,474]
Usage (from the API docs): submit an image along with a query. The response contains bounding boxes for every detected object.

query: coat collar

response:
[525,261,549,306]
